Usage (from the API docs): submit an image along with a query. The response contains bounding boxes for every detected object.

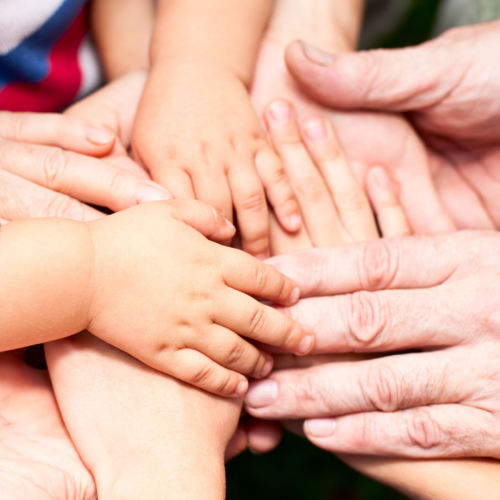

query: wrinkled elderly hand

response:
[0,350,96,500]
[285,20,500,230]
[245,232,500,459]
[0,72,169,223]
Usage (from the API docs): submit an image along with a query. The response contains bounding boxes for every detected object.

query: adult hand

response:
[245,232,500,458]
[0,74,170,222]
[0,350,96,500]
[251,35,455,236]
[286,20,500,229]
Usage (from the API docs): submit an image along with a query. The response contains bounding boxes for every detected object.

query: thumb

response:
[168,200,236,242]
[285,40,455,112]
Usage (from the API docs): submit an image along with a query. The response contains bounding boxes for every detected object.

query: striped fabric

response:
[0,0,102,112]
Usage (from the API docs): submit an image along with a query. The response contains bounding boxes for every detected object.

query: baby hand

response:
[132,66,301,258]
[85,200,313,397]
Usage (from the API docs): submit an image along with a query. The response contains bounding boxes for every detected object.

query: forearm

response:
[0,219,91,349]
[267,0,364,52]
[343,456,500,500]
[90,0,154,80]
[151,0,273,85]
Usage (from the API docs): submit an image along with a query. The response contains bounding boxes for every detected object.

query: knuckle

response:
[226,342,246,367]
[407,409,442,450]
[335,190,370,214]
[294,175,327,200]
[8,112,27,140]
[291,371,333,414]
[191,364,216,386]
[241,192,266,213]
[345,291,388,347]
[253,264,270,291]
[249,307,269,339]
[360,240,398,290]
[362,363,403,412]
[39,147,70,189]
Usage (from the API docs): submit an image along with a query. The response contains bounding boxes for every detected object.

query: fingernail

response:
[288,213,302,231]
[305,418,336,437]
[268,101,292,123]
[86,126,114,145]
[136,183,172,203]
[302,119,327,142]
[300,41,334,66]
[297,334,314,354]
[244,380,278,408]
[258,356,274,378]
[225,218,236,232]
[372,166,390,188]
[290,286,300,304]
[249,447,265,456]
[235,379,249,396]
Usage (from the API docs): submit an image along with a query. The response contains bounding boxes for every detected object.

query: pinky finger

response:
[366,166,411,238]
[167,348,248,398]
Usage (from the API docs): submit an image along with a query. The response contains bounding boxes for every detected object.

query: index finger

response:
[221,247,300,306]
[266,232,467,297]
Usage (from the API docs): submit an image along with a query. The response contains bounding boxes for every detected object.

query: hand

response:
[285,21,500,229]
[132,65,302,257]
[245,231,500,458]
[0,105,170,222]
[46,332,239,500]
[251,35,456,236]
[0,350,96,500]
[84,199,314,397]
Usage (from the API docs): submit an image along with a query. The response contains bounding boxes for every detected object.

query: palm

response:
[251,37,457,234]
[0,351,96,500]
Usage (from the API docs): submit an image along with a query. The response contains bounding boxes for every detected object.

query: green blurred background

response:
[226,2,442,499]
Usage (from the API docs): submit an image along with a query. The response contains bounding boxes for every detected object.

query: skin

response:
[0,351,96,500]
[0,111,170,222]
[0,199,313,396]
[132,0,302,257]
[250,0,455,238]
[284,20,500,230]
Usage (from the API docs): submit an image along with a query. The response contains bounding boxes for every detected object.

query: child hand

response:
[132,67,301,258]
[85,200,313,397]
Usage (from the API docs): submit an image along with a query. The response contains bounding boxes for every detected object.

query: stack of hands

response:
[3,1,500,498]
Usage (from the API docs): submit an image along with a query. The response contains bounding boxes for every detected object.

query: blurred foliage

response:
[226,2,442,499]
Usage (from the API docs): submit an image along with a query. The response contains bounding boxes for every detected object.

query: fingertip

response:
[254,354,274,379]
[235,378,249,397]
[295,331,315,356]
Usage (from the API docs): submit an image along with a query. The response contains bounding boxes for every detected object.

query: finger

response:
[244,349,470,419]
[152,167,196,200]
[281,289,462,354]
[247,419,283,454]
[0,111,115,156]
[0,170,104,221]
[214,290,314,355]
[228,159,270,258]
[266,232,466,297]
[300,117,378,241]
[0,218,9,225]
[165,348,248,398]
[221,246,300,305]
[265,100,344,246]
[167,199,236,242]
[189,325,273,379]
[0,139,171,211]
[284,40,455,112]
[191,169,233,222]
[304,405,497,458]
[255,144,301,233]
[225,425,249,461]
[366,166,412,238]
